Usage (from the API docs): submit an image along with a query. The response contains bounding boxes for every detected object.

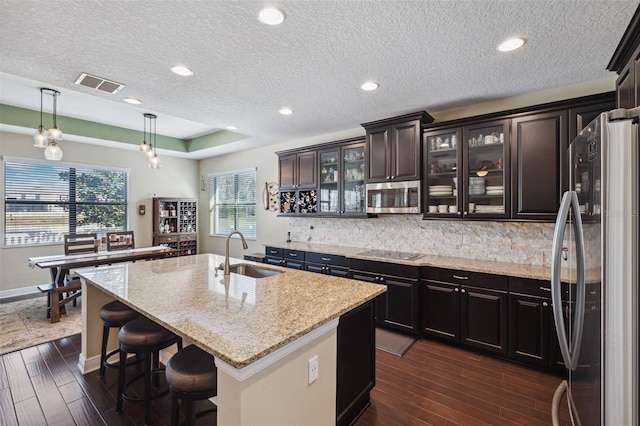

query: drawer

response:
[180,234,196,242]
[157,235,179,243]
[349,258,419,280]
[509,277,551,298]
[284,249,305,261]
[426,267,508,292]
[265,246,283,257]
[305,251,348,267]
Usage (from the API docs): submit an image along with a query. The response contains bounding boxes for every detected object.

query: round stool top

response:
[119,317,178,348]
[100,300,139,324]
[166,345,217,393]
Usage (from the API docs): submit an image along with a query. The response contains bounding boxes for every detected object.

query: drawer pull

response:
[452,275,468,280]
[321,257,331,261]
[270,250,278,254]
[289,253,297,257]
[461,288,466,293]
[543,302,549,307]
[454,288,459,292]
[539,287,551,292]
[589,291,597,295]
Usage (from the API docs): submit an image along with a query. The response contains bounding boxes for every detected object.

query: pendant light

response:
[34,88,63,161]
[33,89,47,148]
[139,113,152,154]
[144,113,161,169]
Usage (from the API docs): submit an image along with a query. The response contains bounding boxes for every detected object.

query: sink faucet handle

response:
[217,263,224,270]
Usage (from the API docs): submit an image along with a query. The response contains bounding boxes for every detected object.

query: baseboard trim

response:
[78,352,101,375]
[0,287,41,303]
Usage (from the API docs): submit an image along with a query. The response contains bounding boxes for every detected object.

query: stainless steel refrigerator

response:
[550,108,638,425]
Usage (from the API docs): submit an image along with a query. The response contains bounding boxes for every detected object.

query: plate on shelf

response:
[486,190,504,195]
[428,185,453,190]
[486,186,504,191]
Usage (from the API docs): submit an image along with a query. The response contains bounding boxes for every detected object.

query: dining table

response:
[28,245,174,322]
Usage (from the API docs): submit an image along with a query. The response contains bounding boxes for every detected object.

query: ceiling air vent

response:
[74,72,125,94]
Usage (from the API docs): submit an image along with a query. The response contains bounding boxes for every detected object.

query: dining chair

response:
[106,231,135,251]
[64,233,98,255]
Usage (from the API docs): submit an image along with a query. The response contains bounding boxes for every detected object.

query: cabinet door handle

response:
[391,175,395,179]
[454,288,459,292]
[452,275,468,280]
[386,176,390,179]
[379,277,385,283]
[461,288,466,293]
[543,302,549,307]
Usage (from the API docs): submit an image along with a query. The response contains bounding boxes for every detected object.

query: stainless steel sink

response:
[228,264,282,278]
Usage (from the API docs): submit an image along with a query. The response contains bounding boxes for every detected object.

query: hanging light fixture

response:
[139,113,152,154]
[144,113,161,169]
[34,88,63,161]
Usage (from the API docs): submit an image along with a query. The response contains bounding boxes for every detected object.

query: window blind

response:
[209,168,256,239]
[4,159,128,247]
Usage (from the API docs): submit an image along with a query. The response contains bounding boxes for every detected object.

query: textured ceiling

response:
[1,0,638,158]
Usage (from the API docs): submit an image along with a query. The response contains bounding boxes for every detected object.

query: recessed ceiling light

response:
[279,107,293,115]
[259,7,285,25]
[123,97,142,105]
[497,37,526,52]
[361,81,379,91]
[225,125,238,130]
[170,65,194,76]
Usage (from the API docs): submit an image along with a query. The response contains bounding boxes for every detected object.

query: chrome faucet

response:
[224,231,248,276]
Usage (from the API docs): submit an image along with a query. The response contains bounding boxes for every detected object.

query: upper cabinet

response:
[279,150,317,190]
[424,119,510,218]
[363,112,434,183]
[276,137,367,217]
[511,111,566,220]
[318,139,366,217]
[423,92,614,221]
[607,5,640,108]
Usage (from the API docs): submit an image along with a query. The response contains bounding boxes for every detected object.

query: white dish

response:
[429,185,453,190]
[486,186,504,190]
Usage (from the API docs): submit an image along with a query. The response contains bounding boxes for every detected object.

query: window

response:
[209,168,256,239]
[3,158,128,247]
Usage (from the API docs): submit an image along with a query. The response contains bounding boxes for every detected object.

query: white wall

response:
[0,131,198,296]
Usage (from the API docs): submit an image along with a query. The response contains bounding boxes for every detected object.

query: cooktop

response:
[356,249,424,261]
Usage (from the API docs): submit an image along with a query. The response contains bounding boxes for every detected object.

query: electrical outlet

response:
[308,355,318,384]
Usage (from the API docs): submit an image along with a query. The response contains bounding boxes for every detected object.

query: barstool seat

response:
[166,345,217,425]
[117,317,182,425]
[99,300,139,377]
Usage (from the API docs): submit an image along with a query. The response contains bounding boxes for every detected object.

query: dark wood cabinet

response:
[264,246,305,269]
[152,197,197,256]
[422,267,508,356]
[278,150,317,190]
[608,5,640,108]
[423,92,615,222]
[336,300,375,426]
[363,112,434,183]
[511,111,567,220]
[305,251,350,277]
[508,277,551,367]
[350,259,420,335]
[421,279,460,342]
[318,138,366,217]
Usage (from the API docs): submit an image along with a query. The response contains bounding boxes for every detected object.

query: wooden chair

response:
[107,231,135,251]
[64,233,98,255]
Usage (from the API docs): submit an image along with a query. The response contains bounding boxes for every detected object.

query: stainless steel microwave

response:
[365,180,421,214]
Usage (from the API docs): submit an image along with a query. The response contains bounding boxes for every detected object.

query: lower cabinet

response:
[155,234,197,257]
[508,277,551,367]
[350,259,420,335]
[336,300,375,426]
[422,267,509,356]
[264,246,305,269]
[305,251,350,277]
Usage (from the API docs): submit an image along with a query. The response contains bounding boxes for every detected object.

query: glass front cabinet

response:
[424,119,510,219]
[318,139,366,217]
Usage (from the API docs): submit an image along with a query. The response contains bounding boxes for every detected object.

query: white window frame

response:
[208,167,257,240]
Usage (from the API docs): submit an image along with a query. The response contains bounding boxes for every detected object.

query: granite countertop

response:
[76,253,386,369]
[267,241,601,284]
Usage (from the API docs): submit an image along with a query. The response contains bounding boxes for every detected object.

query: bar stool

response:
[99,300,140,377]
[117,317,182,425]
[166,345,217,426]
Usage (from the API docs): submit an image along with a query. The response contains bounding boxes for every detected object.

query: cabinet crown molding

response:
[607,4,640,73]
[361,111,434,129]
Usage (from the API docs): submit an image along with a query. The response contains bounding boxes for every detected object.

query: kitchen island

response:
[76,253,385,425]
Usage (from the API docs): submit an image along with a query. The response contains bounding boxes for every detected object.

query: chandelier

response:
[33,88,63,161]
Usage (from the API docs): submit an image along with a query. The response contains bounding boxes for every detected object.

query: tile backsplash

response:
[289,216,560,266]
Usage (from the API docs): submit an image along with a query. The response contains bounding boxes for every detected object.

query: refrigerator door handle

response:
[570,192,586,370]
[551,191,573,369]
[551,380,568,426]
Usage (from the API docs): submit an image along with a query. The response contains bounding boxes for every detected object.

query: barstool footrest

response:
[103,348,143,370]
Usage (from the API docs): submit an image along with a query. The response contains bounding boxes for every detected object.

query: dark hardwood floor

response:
[1,334,569,425]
